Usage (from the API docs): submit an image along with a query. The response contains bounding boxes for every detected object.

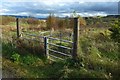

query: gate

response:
[16,17,79,60]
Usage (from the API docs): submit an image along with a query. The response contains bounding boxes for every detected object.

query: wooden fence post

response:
[44,37,49,59]
[16,18,20,38]
[72,17,79,60]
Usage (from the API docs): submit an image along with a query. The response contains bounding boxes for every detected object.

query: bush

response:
[46,13,58,30]
[10,52,20,63]
[109,21,120,43]
[22,55,39,65]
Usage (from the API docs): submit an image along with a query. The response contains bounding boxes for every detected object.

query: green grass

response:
[2,17,120,79]
[2,31,119,79]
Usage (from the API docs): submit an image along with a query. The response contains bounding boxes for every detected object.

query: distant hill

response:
[84,15,120,19]
[105,15,120,18]
[1,15,47,20]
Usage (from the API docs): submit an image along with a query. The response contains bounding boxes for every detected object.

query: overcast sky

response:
[1,0,119,18]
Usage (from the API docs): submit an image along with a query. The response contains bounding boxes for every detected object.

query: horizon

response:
[1,14,120,19]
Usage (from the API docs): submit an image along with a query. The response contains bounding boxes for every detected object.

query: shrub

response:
[109,21,120,43]
[22,55,39,65]
[46,13,58,30]
[15,38,45,57]
[10,52,20,63]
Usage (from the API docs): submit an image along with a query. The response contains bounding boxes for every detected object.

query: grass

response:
[1,16,120,79]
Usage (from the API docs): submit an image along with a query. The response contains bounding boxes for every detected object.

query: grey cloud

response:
[1,2,119,17]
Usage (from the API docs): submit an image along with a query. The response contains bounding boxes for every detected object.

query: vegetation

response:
[109,20,120,43]
[0,16,16,25]
[1,15,120,79]
[46,13,86,31]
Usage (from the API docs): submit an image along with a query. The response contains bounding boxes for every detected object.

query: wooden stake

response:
[72,17,79,60]
[16,18,20,38]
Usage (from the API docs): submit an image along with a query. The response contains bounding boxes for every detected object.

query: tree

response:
[64,16,70,28]
[57,19,65,30]
[46,13,57,30]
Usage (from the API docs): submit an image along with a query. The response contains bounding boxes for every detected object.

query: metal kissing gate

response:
[16,17,79,60]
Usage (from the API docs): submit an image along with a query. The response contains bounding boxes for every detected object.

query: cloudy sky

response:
[1,0,119,18]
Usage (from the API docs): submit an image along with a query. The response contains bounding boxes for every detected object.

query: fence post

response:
[16,18,20,38]
[44,37,49,59]
[72,17,79,60]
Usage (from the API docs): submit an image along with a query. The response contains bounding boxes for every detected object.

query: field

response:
[1,15,120,79]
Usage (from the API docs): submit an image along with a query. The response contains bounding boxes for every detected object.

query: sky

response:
[1,0,119,18]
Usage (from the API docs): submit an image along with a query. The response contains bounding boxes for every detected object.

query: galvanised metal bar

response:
[48,48,72,57]
[47,36,73,43]
[48,42,72,50]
